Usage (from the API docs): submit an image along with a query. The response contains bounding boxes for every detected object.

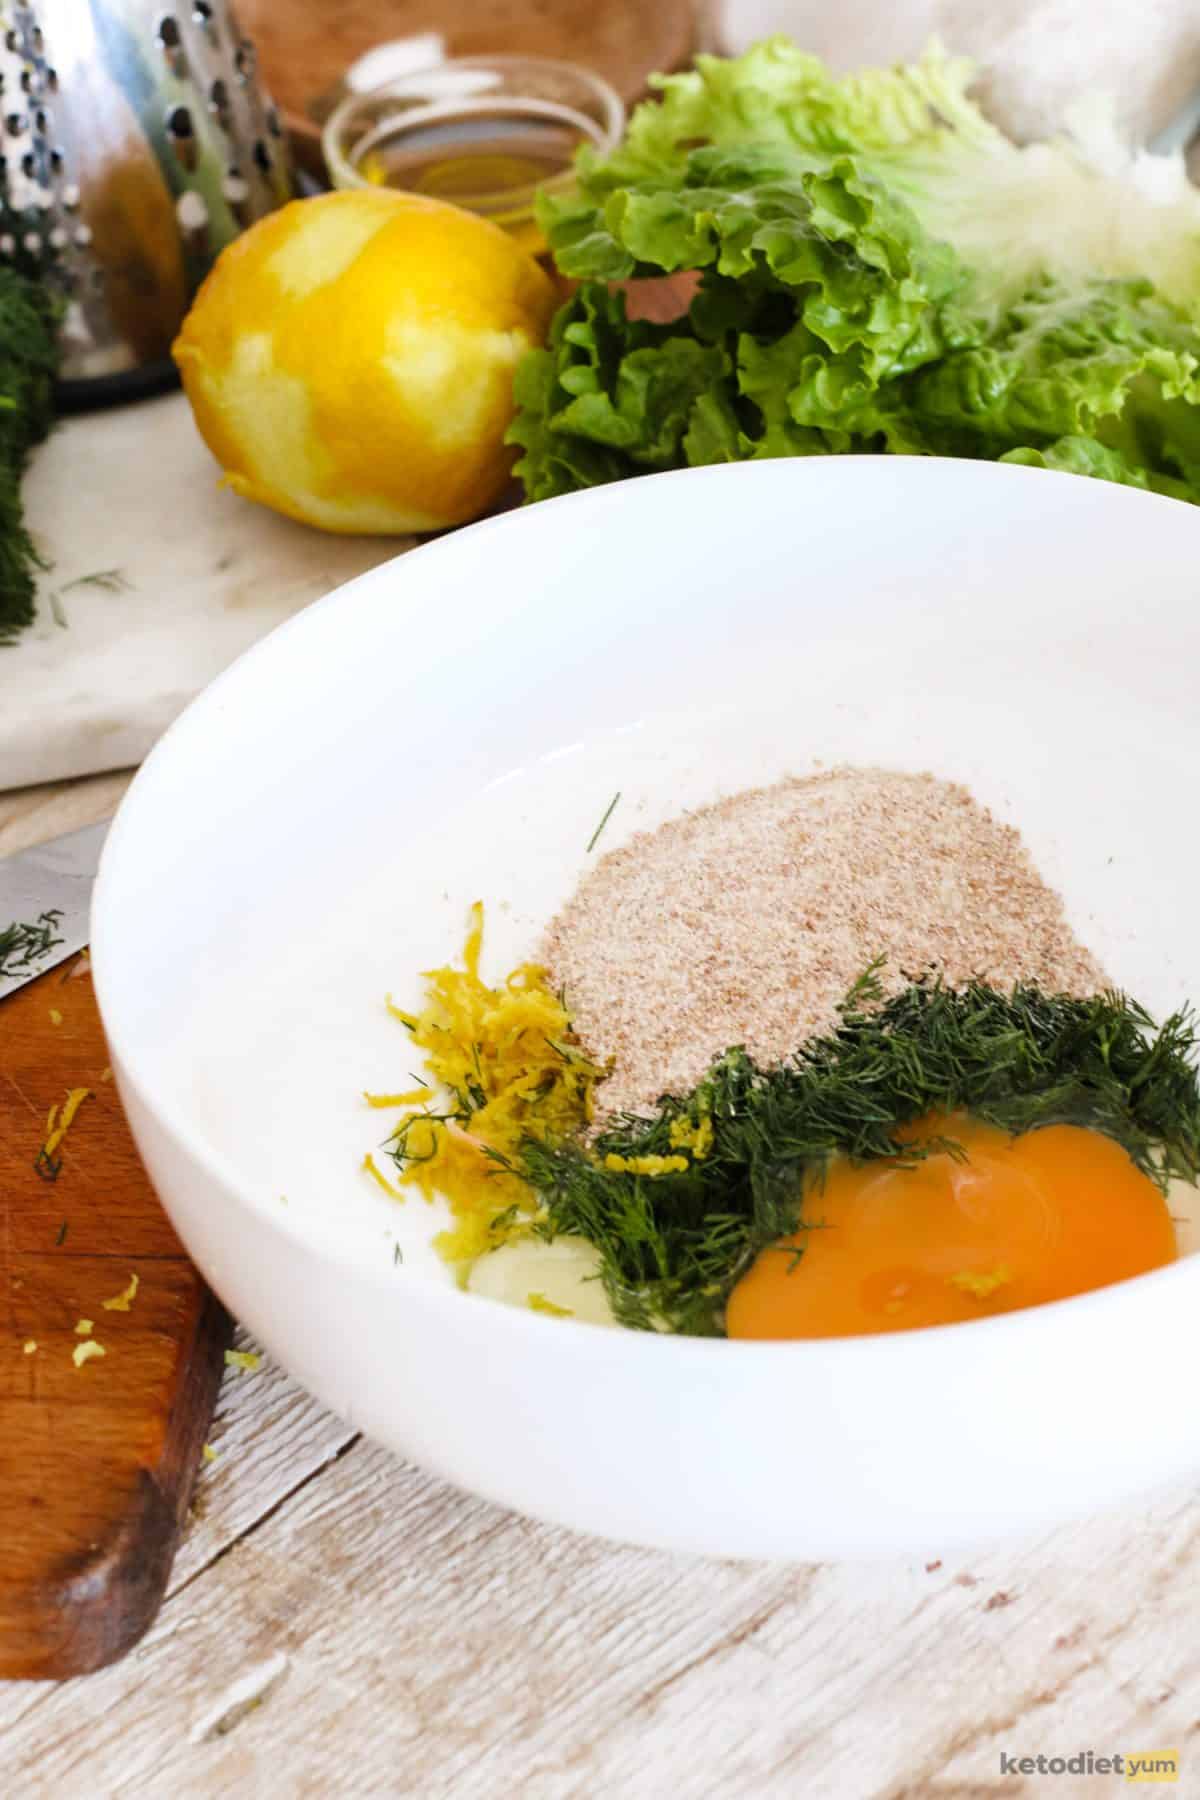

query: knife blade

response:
[0,819,110,1003]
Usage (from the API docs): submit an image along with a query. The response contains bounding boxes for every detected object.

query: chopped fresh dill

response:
[57,567,130,596]
[511,975,1200,1335]
[586,790,621,853]
[0,268,60,645]
[46,569,132,631]
[0,909,62,981]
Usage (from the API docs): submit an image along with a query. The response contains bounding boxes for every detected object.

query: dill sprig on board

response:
[0,909,63,981]
[0,268,60,644]
[514,972,1200,1335]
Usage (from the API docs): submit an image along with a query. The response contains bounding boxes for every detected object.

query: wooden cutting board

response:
[0,961,229,1680]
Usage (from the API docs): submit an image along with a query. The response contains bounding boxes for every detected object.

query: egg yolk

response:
[725,1116,1177,1340]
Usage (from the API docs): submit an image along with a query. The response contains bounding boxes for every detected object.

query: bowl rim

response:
[90,454,1200,1362]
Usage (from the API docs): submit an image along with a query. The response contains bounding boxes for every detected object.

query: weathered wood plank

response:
[5,1379,1200,1798]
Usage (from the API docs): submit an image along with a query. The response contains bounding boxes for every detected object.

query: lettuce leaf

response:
[554,41,1200,315]
[509,40,1200,508]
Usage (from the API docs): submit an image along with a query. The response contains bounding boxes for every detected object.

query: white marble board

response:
[0,391,406,792]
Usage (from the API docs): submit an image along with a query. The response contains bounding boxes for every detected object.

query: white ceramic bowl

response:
[92,457,1200,1560]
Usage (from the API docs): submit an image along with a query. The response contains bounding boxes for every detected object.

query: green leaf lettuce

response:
[509,40,1200,507]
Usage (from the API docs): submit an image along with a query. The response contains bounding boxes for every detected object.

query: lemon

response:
[172,189,557,533]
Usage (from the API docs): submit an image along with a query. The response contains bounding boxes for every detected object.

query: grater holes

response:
[31,25,43,52]
[265,103,282,139]
[252,138,271,175]
[44,67,57,93]
[18,69,31,94]
[167,103,198,170]
[157,14,186,77]
[19,149,34,179]
[33,108,47,134]
[48,145,63,173]
[5,113,25,137]
[209,76,231,129]
[233,42,254,83]
[176,190,208,235]
[3,28,17,52]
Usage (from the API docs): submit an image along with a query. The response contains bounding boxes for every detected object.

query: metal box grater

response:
[0,0,291,402]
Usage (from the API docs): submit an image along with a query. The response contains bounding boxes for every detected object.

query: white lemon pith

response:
[173,190,557,534]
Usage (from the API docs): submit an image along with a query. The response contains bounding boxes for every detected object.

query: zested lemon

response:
[173,189,557,533]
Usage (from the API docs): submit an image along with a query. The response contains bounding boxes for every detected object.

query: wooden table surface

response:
[3,781,1200,1796]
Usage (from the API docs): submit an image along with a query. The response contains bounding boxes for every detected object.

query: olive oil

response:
[357,117,585,254]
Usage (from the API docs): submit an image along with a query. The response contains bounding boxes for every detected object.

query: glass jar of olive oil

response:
[322,56,625,259]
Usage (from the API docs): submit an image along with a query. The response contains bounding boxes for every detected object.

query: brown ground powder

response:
[542,767,1106,1120]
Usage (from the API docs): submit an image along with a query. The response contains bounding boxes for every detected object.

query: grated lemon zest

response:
[362,1152,403,1197]
[948,1266,1013,1301]
[72,1340,105,1368]
[102,1272,139,1312]
[603,1152,690,1177]
[224,1349,261,1373]
[363,1087,434,1108]
[202,1443,220,1464]
[379,905,603,1271]
[48,1008,62,1026]
[74,1318,93,1336]
[40,1086,92,1165]
[527,1291,574,1318]
[667,1115,714,1159]
[23,1340,36,1355]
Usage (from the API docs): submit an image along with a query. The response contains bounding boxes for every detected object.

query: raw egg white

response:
[726,1116,1178,1340]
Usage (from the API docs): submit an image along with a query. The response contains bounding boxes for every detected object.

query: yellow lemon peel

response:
[173,190,556,534]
